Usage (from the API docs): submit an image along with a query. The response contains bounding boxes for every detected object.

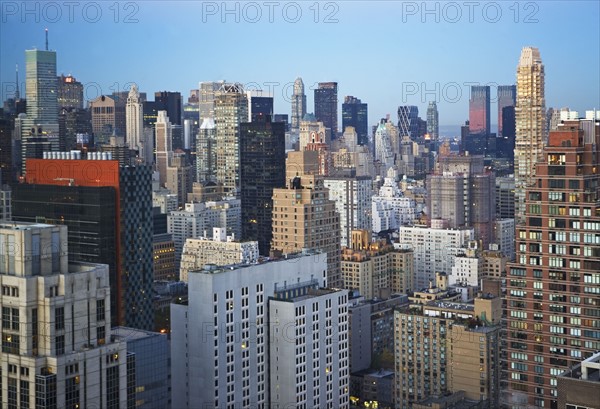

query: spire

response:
[45,28,48,51]
[15,64,20,99]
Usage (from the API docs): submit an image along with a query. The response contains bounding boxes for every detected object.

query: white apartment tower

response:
[324,176,373,248]
[396,226,474,290]
[0,223,132,408]
[171,253,349,408]
[269,288,350,409]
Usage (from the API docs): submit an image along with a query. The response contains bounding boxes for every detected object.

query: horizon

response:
[1,1,599,128]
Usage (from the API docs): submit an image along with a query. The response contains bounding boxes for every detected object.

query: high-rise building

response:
[291,77,307,132]
[21,47,59,168]
[342,96,368,145]
[514,47,545,223]
[324,175,373,248]
[126,84,144,153]
[315,82,338,137]
[215,83,248,196]
[394,292,501,408]
[171,253,349,408]
[0,222,134,408]
[506,119,600,409]
[196,117,217,183]
[372,169,416,233]
[167,200,242,263]
[397,106,419,139]
[427,154,496,248]
[198,81,224,119]
[397,226,473,290]
[240,115,285,256]
[246,90,273,122]
[374,120,395,175]
[498,85,516,137]
[0,116,14,183]
[154,91,182,126]
[166,150,193,208]
[112,327,170,409]
[155,110,172,187]
[14,156,154,330]
[90,95,123,145]
[495,175,515,219]
[469,85,491,135]
[57,74,83,110]
[341,230,414,297]
[299,114,328,152]
[426,101,439,140]
[271,151,342,287]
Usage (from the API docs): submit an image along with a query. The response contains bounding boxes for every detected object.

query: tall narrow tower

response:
[291,77,307,132]
[214,83,247,196]
[426,101,439,140]
[21,36,59,172]
[126,84,144,152]
[514,47,545,223]
[155,110,172,187]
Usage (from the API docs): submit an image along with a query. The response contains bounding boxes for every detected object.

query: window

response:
[97,299,105,322]
[55,335,65,355]
[55,307,64,331]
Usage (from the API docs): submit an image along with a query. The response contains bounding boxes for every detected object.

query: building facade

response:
[514,47,546,223]
[506,120,600,408]
[314,82,338,137]
[0,223,133,409]
[342,96,368,146]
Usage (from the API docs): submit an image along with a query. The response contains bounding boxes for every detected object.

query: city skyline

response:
[1,1,598,129]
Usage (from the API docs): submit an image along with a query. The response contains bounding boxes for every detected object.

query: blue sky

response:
[1,1,599,131]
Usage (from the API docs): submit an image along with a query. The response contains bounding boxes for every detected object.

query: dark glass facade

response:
[342,96,368,145]
[314,82,338,138]
[250,96,274,122]
[12,184,120,323]
[240,116,285,256]
[469,85,491,135]
[154,91,182,125]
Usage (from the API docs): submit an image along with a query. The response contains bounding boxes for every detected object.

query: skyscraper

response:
[21,46,59,169]
[240,115,285,256]
[426,101,439,140]
[198,81,224,119]
[342,96,368,145]
[154,91,182,125]
[514,47,546,223]
[271,151,342,287]
[14,156,155,330]
[246,90,273,122]
[397,105,419,139]
[0,222,134,408]
[291,77,307,132]
[314,82,338,138]
[506,119,600,408]
[469,85,491,135]
[155,110,172,187]
[126,84,144,152]
[215,83,248,196]
[196,117,217,183]
[57,74,83,110]
[497,85,516,137]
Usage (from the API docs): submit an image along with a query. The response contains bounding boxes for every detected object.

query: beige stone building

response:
[271,151,342,287]
[394,294,501,408]
[341,230,414,298]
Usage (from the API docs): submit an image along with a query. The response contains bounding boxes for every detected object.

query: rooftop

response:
[112,326,166,341]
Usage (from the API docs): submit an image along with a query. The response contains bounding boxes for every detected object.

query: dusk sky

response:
[2,1,599,132]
